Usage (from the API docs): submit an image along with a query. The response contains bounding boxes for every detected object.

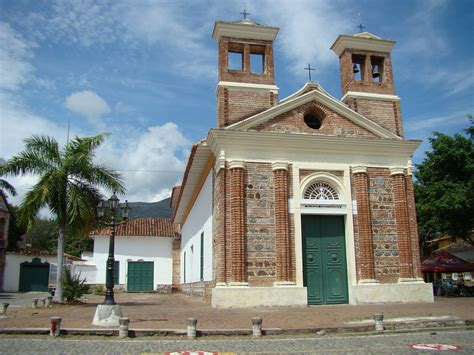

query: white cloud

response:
[65,90,111,128]
[98,122,189,202]
[406,110,471,133]
[0,22,34,91]
[0,91,70,206]
[255,0,352,78]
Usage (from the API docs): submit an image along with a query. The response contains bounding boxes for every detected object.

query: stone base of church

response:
[211,286,307,308]
[351,282,434,304]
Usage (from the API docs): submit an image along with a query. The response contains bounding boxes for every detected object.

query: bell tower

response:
[331,32,404,137]
[212,19,279,128]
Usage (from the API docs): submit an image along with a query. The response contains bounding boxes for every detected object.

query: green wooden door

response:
[19,258,50,292]
[127,261,154,292]
[302,215,348,304]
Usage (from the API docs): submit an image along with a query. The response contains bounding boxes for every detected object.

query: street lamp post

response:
[93,192,130,326]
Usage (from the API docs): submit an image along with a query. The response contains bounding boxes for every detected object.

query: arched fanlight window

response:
[304,181,339,200]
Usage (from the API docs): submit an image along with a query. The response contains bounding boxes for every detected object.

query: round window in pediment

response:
[304,112,323,130]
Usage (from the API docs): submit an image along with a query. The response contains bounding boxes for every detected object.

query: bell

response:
[353,64,359,74]
[372,66,380,78]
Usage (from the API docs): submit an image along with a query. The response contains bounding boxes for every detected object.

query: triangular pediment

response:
[226,83,401,140]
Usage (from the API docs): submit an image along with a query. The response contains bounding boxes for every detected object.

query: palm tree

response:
[0,158,17,197]
[1,134,124,302]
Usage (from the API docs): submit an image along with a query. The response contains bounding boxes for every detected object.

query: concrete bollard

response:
[45,296,53,308]
[39,298,46,307]
[32,298,39,308]
[374,314,384,332]
[186,318,197,339]
[118,317,130,339]
[0,303,9,314]
[251,316,263,337]
[50,317,62,337]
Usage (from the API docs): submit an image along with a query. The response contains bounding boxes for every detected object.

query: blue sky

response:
[1,0,473,205]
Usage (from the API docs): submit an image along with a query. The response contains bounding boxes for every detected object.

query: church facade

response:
[171,18,434,307]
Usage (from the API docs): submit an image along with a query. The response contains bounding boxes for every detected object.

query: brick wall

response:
[217,88,274,128]
[218,37,275,84]
[212,168,226,283]
[351,99,402,137]
[367,168,400,283]
[255,101,376,138]
[339,50,395,96]
[245,162,277,286]
[172,237,181,288]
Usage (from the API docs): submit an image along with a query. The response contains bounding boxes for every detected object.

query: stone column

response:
[243,44,250,73]
[405,164,423,279]
[229,160,247,285]
[352,166,377,283]
[272,162,292,284]
[390,167,413,280]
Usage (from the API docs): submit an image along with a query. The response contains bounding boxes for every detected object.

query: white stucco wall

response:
[72,263,97,285]
[180,172,213,283]
[3,253,57,292]
[91,236,174,289]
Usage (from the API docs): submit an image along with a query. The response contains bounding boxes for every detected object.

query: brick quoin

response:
[391,171,414,279]
[405,172,423,278]
[352,168,376,281]
[229,164,247,283]
[273,166,291,282]
[213,168,227,284]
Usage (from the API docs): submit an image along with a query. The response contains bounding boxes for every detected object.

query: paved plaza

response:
[0,330,473,354]
[1,292,474,331]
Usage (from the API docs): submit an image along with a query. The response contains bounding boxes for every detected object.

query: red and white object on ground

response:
[409,343,461,351]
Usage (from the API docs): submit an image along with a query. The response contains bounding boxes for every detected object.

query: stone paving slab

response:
[0,292,473,332]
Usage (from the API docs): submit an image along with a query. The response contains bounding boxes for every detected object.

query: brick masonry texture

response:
[230,166,246,283]
[274,168,291,281]
[392,172,414,278]
[367,168,400,283]
[353,171,376,280]
[172,238,181,288]
[212,167,226,284]
[216,36,277,128]
[349,98,403,137]
[339,50,395,96]
[406,174,423,278]
[245,162,277,286]
[218,87,274,127]
[254,100,376,138]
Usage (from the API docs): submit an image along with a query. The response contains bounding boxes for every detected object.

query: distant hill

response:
[127,198,172,219]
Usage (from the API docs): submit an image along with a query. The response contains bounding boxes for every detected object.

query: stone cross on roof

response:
[240,7,250,19]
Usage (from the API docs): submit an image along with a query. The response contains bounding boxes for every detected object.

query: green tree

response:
[0,158,17,197]
[1,134,124,302]
[414,118,474,248]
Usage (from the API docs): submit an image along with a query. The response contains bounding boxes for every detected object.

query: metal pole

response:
[103,211,116,305]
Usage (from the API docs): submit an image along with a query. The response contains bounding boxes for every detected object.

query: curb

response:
[0,319,473,337]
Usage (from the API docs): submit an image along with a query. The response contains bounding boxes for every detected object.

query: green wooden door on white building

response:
[127,261,154,292]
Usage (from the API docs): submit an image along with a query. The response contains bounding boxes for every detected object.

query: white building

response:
[83,218,180,293]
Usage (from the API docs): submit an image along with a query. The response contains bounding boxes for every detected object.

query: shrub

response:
[91,284,106,295]
[61,267,90,302]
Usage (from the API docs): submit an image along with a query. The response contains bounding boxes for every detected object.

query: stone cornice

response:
[390,167,405,176]
[217,81,279,94]
[228,160,245,170]
[330,34,396,57]
[272,162,289,171]
[352,165,368,174]
[212,21,279,42]
[341,91,400,103]
[208,129,421,160]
